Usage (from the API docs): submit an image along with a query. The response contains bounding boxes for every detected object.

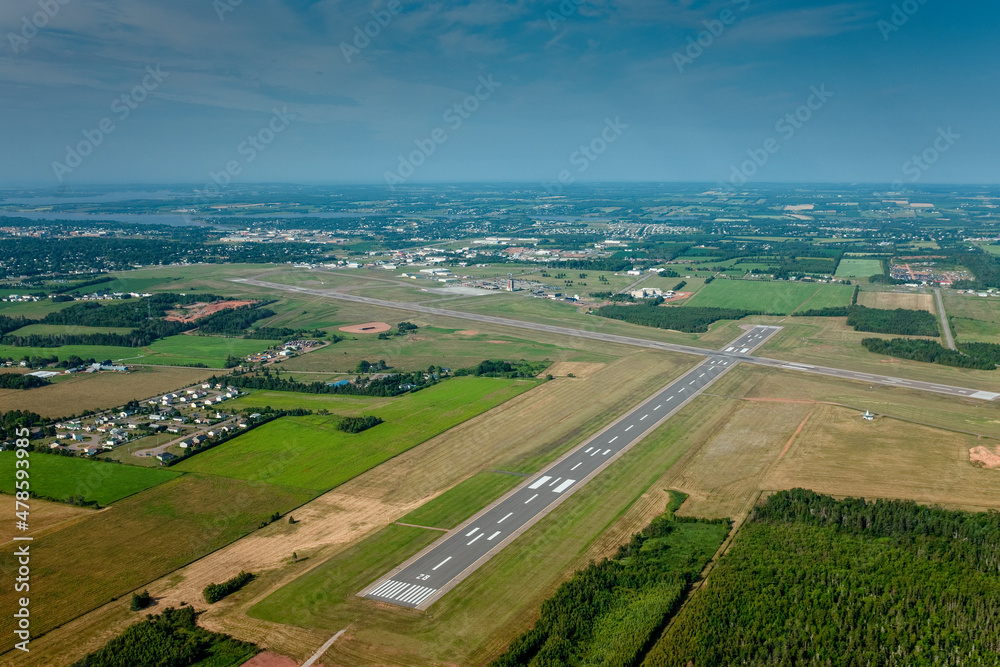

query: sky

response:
[0,0,996,188]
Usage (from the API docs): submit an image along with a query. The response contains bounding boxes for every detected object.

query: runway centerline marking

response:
[525,493,538,503]
[432,557,452,571]
[498,512,513,523]
[625,425,634,431]
[467,534,483,546]
[609,436,618,443]
[571,462,583,471]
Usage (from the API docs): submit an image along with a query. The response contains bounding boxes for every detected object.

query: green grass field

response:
[9,324,135,336]
[0,299,79,319]
[835,258,883,278]
[684,279,854,315]
[0,453,180,505]
[398,471,525,529]
[282,326,608,374]
[0,335,278,367]
[174,377,540,491]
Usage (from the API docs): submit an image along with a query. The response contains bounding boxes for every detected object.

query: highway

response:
[358,325,782,609]
[233,278,1000,401]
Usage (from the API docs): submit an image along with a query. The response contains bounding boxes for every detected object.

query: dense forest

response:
[70,605,258,667]
[953,251,1000,290]
[846,306,939,336]
[0,373,50,389]
[862,337,997,370]
[492,496,729,667]
[642,489,1000,667]
[595,304,759,333]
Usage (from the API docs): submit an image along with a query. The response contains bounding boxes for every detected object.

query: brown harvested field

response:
[16,349,697,666]
[165,300,257,323]
[766,402,1000,510]
[541,362,605,379]
[857,290,934,312]
[971,445,1000,469]
[0,366,217,417]
[3,499,93,544]
[338,321,392,334]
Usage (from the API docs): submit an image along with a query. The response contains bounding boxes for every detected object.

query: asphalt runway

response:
[233,278,1000,402]
[358,325,781,609]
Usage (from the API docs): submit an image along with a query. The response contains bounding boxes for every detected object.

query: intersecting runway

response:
[358,325,781,610]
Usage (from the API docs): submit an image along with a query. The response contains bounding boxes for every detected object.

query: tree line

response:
[595,304,760,333]
[863,337,999,370]
[70,605,258,667]
[643,489,1000,666]
[493,505,729,667]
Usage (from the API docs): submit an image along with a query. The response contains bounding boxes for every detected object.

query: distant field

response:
[0,299,78,319]
[684,280,853,315]
[0,365,216,418]
[835,258,883,278]
[0,335,278,368]
[857,290,934,312]
[282,326,608,374]
[0,452,179,505]
[0,474,314,650]
[173,377,540,491]
[9,324,135,336]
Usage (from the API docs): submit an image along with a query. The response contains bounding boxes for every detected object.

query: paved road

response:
[358,326,782,609]
[935,288,957,351]
[233,278,1000,401]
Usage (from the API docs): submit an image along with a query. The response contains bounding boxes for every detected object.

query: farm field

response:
[944,291,1000,342]
[835,257,883,277]
[9,324,135,336]
[0,299,79,319]
[0,474,314,652]
[0,453,179,505]
[684,279,854,315]
[856,289,934,312]
[173,377,542,491]
[0,335,278,368]
[0,365,216,417]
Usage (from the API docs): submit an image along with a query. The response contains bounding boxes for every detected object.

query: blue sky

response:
[0,0,996,186]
